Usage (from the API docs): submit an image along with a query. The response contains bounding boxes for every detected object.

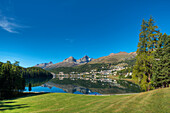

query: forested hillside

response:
[0,61,52,99]
[22,67,52,78]
[0,61,53,78]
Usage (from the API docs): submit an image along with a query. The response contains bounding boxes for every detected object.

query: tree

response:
[29,83,32,92]
[133,17,160,91]
[0,61,25,99]
[133,19,149,91]
[152,33,170,88]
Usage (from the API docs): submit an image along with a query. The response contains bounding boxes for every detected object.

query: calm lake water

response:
[24,86,66,93]
[24,78,141,95]
[24,86,101,95]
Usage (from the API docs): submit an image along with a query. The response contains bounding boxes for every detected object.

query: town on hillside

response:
[51,64,132,83]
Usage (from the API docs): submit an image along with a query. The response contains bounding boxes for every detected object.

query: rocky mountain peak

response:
[109,53,115,56]
[63,56,77,63]
[129,52,137,56]
[114,51,128,55]
[81,55,89,60]
[109,52,128,56]
[48,61,53,64]
[77,55,92,63]
[33,51,136,69]
[34,61,53,69]
[118,51,128,54]
[82,55,89,59]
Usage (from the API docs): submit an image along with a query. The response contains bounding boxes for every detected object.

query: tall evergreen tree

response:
[133,19,148,90]
[133,17,160,91]
[163,35,170,87]
[147,17,160,52]
[153,33,170,88]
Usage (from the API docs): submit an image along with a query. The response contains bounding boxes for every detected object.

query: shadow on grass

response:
[0,103,29,111]
[7,92,48,100]
[0,92,48,112]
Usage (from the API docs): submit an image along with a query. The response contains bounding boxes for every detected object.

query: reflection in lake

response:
[25,77,52,87]
[24,77,141,94]
[49,78,141,94]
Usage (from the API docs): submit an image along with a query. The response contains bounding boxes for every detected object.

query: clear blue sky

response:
[0,0,170,67]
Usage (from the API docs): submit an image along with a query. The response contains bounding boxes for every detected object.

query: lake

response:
[24,86,66,93]
[24,86,101,95]
[25,78,141,95]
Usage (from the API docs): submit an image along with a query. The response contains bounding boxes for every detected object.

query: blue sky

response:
[0,0,170,67]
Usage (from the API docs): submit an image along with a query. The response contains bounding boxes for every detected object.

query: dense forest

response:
[133,17,170,91]
[0,61,52,99]
[0,61,25,99]
[22,67,53,78]
[0,62,53,78]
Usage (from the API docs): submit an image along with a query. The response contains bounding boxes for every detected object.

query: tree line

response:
[133,17,170,91]
[0,61,52,99]
[22,67,53,78]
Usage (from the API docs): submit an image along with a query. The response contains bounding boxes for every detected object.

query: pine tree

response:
[163,35,170,87]
[153,34,170,88]
[133,19,149,91]
[147,16,160,52]
[133,17,160,91]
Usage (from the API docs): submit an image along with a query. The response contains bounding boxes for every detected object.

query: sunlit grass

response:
[0,87,169,113]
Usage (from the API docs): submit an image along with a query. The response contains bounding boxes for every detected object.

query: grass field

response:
[0,87,169,113]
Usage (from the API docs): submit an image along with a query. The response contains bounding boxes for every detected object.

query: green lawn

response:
[0,87,169,113]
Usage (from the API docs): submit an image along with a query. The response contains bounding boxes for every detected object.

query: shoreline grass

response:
[0,87,169,113]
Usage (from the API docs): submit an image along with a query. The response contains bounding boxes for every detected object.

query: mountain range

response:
[34,52,136,69]
[89,51,136,64]
[34,55,93,69]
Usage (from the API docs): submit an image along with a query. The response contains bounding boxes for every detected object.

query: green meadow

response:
[0,87,169,113]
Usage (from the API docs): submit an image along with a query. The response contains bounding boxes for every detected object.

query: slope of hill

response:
[89,51,137,64]
[33,52,136,70]
[34,55,93,69]
[34,61,53,69]
[48,58,136,74]
[1,87,169,113]
[48,63,109,74]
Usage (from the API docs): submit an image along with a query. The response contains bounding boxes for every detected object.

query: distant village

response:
[51,64,132,84]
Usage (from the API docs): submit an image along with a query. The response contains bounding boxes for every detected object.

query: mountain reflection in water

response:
[25,78,141,94]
